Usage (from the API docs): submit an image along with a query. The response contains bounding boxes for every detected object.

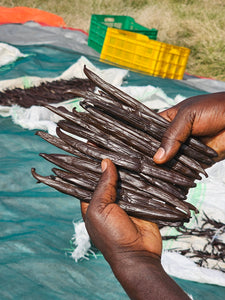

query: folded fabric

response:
[0,43,26,67]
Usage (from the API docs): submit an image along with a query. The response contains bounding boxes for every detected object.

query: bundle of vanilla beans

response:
[32,66,217,227]
[0,77,95,108]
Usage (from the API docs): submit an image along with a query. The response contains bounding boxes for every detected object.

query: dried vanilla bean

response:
[0,78,95,108]
[39,153,101,175]
[83,65,217,158]
[79,103,203,179]
[57,119,142,158]
[52,168,98,191]
[31,168,93,202]
[40,152,191,214]
[31,168,190,225]
[80,94,214,165]
[56,127,197,187]
[35,130,87,158]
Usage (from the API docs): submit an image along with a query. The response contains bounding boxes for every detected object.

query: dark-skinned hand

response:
[80,158,162,263]
[153,92,225,165]
[80,158,190,300]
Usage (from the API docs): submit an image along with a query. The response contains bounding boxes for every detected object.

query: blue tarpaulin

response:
[0,25,225,299]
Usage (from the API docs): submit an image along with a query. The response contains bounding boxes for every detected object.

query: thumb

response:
[153,113,194,164]
[88,158,118,211]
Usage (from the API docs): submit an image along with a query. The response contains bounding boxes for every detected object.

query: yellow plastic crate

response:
[100,28,190,80]
[88,14,158,53]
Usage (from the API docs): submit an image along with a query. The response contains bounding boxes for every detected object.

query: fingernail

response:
[101,159,107,172]
[155,147,165,160]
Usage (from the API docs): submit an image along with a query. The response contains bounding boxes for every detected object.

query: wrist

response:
[108,249,161,272]
[106,250,190,300]
[109,250,161,284]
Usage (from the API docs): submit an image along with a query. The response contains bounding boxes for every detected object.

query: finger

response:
[153,111,194,164]
[159,107,178,122]
[80,201,89,220]
[88,158,118,212]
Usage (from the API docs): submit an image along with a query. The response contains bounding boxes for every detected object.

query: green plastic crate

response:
[88,14,158,53]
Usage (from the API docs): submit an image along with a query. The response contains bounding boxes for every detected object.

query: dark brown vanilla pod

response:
[46,153,193,214]
[45,101,206,178]
[119,184,191,216]
[139,173,188,199]
[52,168,98,191]
[80,96,214,166]
[35,131,87,158]
[31,168,190,226]
[83,65,164,121]
[135,111,215,165]
[57,120,142,159]
[56,127,141,172]
[118,173,191,212]
[83,65,217,158]
[32,67,218,226]
[80,101,206,178]
[51,165,191,216]
[118,169,187,200]
[0,78,95,108]
[39,153,102,175]
[44,152,190,209]
[83,93,214,166]
[51,165,192,217]
[56,127,197,187]
[31,168,93,202]
[118,200,189,223]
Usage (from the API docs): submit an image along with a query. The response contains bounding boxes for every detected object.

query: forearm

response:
[108,252,190,300]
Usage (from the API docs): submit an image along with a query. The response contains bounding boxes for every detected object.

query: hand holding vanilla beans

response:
[32,66,218,226]
[154,91,225,164]
[80,159,191,300]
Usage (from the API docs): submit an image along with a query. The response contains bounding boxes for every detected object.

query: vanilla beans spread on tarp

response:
[31,66,218,227]
[0,77,95,108]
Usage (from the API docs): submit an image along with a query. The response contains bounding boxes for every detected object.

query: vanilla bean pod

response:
[118,200,188,224]
[56,127,141,171]
[32,67,218,226]
[35,130,87,158]
[39,153,101,175]
[83,65,217,158]
[52,168,98,191]
[43,152,189,203]
[31,168,93,202]
[139,173,188,198]
[118,169,186,200]
[0,78,95,108]
[79,102,202,179]
[58,119,142,158]
[31,168,189,225]
[81,90,214,165]
[48,149,186,200]
[81,99,206,176]
[41,152,191,214]
[56,127,196,187]
[120,185,190,216]
[51,165,191,216]
[82,95,214,166]
[41,152,190,206]
[45,103,204,178]
[121,188,190,219]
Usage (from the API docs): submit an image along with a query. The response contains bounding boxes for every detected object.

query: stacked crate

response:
[88,14,190,80]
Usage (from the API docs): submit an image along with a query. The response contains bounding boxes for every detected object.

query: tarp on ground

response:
[0,6,66,27]
[0,16,225,300]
